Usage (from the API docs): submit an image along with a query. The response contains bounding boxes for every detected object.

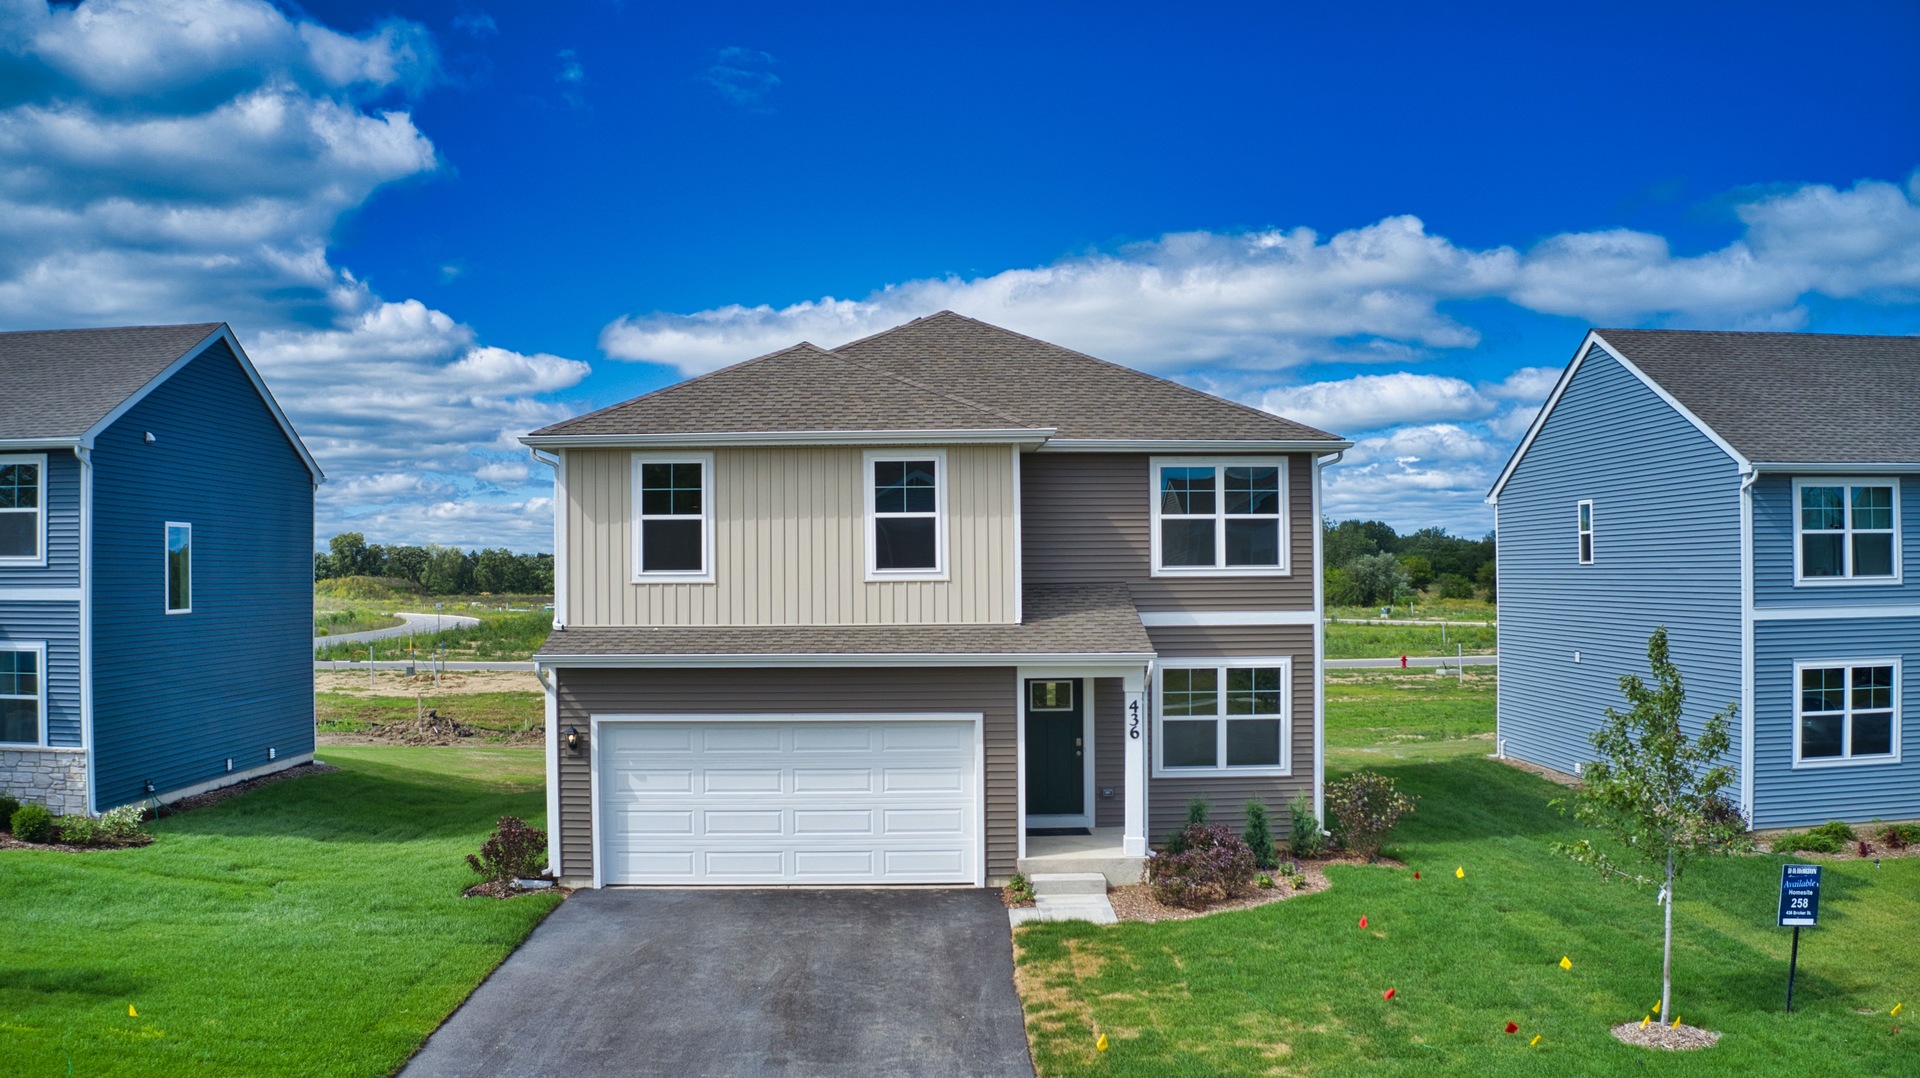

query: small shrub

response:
[1144,823,1256,909]
[1857,839,1874,857]
[1282,866,1308,889]
[1878,823,1918,850]
[1810,820,1857,844]
[98,805,144,841]
[1255,872,1275,889]
[1772,829,1847,855]
[1164,799,1214,855]
[11,803,55,843]
[1005,872,1035,904]
[1287,792,1326,858]
[56,814,101,845]
[1325,770,1418,861]
[1243,799,1278,870]
[465,815,548,888]
[0,794,19,833]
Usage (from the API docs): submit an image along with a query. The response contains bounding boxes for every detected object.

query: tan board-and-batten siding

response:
[554,666,1019,882]
[564,445,1017,627]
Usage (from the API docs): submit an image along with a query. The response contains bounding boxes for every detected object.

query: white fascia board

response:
[1750,461,1920,474]
[1487,331,1751,503]
[81,325,326,482]
[520,428,1055,450]
[533,651,1158,668]
[0,438,81,451]
[1138,610,1319,626]
[1039,438,1353,453]
[1754,604,1920,621]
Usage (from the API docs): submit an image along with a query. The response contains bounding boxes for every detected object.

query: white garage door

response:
[596,716,981,886]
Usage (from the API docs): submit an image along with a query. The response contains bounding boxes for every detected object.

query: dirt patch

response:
[1611,1021,1721,1051]
[1490,754,1582,787]
[159,761,339,817]
[463,879,572,900]
[316,670,542,695]
[1001,884,1036,908]
[0,831,153,853]
[318,716,542,747]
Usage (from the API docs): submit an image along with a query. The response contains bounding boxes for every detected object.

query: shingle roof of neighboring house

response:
[0,323,223,440]
[1597,328,1920,464]
[532,583,1154,661]
[530,311,1344,444]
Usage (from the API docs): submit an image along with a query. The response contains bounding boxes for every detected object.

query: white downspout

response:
[1739,467,1758,824]
[77,445,95,815]
[1311,451,1340,826]
[536,663,561,878]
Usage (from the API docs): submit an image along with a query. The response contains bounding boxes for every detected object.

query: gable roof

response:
[0,323,323,480]
[1489,328,1920,500]
[528,311,1347,447]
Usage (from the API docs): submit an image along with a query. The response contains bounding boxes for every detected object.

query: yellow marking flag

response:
[1097,1033,1109,1052]
[1652,999,1661,1014]
[1640,1015,1650,1029]
[1456,866,1465,879]
[1558,956,1572,971]
[1671,1016,1682,1029]
[128,1005,137,1017]
[1530,1034,1541,1046]
[1893,1003,1904,1018]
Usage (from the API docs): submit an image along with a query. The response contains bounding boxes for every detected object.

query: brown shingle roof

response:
[1598,329,1920,464]
[0,323,222,440]
[533,583,1154,660]
[532,312,1344,444]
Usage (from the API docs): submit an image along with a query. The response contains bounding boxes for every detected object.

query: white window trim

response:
[1576,499,1595,565]
[1151,656,1292,777]
[164,521,192,614]
[0,453,47,568]
[0,640,47,747]
[1791,657,1902,769]
[1792,477,1902,587]
[863,448,949,582]
[630,451,715,584]
[1148,456,1290,577]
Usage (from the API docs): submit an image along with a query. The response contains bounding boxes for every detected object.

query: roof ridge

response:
[821,336,1034,428]
[1598,327,1920,342]
[530,341,840,435]
[0,322,224,338]
[917,309,1341,440]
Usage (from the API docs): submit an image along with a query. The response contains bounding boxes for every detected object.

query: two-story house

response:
[1491,329,1920,830]
[0,324,320,816]
[523,312,1351,887]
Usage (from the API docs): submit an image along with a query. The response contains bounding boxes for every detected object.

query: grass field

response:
[0,746,558,1077]
[1327,598,1497,623]
[1324,620,1497,660]
[317,690,544,739]
[313,608,554,661]
[1017,670,1919,1075]
[314,608,405,636]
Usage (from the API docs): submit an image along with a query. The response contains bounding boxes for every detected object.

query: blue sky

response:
[3,0,1918,550]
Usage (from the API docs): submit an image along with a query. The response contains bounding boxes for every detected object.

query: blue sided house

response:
[1490,329,1920,830]
[0,324,321,816]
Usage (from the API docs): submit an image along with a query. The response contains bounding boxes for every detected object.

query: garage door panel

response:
[598,719,978,885]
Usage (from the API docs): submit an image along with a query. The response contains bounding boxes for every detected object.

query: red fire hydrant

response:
[1400,654,1408,669]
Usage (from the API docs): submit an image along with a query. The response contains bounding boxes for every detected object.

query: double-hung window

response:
[165,522,192,613]
[1151,458,1286,575]
[864,450,946,580]
[1795,660,1900,765]
[0,454,44,565]
[632,452,713,581]
[1795,479,1900,583]
[1576,500,1594,564]
[1154,659,1290,775]
[0,643,44,745]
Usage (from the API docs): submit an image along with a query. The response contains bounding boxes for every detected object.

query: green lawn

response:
[317,691,544,739]
[0,746,559,1077]
[1017,673,1920,1075]
[1325,620,1497,660]
[1325,670,1496,757]
[314,609,406,637]
[313,609,553,662]
[1328,598,1497,623]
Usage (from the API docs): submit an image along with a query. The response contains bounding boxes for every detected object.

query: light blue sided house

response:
[1490,329,1920,830]
[0,324,321,816]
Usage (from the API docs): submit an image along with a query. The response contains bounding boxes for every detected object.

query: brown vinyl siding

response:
[1092,678,1125,828]
[1145,624,1317,839]
[554,665,1017,882]
[1021,452,1315,611]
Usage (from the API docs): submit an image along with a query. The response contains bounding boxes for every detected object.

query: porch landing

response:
[1017,827,1146,887]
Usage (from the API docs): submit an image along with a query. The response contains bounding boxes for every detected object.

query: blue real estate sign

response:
[1778,864,1821,927]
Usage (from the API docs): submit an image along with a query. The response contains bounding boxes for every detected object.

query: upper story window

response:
[0,454,45,565]
[1153,658,1290,776]
[1795,660,1900,766]
[1150,458,1287,576]
[166,522,192,613]
[1795,479,1900,584]
[0,644,42,745]
[632,453,714,582]
[864,450,947,580]
[1577,500,1594,564]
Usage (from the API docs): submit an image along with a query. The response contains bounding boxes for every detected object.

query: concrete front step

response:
[1027,872,1108,896]
[1009,894,1118,926]
[1015,855,1146,887]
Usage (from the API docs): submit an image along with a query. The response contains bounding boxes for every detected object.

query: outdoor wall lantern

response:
[564,725,582,754]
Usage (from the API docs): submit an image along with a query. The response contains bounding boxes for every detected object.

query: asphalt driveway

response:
[400,887,1035,1077]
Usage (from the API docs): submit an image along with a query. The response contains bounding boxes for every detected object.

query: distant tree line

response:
[1323,519,1495,607]
[314,532,554,595]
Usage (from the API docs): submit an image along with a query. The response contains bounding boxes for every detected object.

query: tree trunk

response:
[1662,849,1675,1020]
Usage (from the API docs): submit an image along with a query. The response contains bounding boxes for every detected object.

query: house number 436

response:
[1128,699,1141,740]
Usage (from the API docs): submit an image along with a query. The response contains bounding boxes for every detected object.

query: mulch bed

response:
[318,718,541,747]
[1001,884,1036,909]
[157,761,338,817]
[1610,1021,1721,1051]
[0,831,153,853]
[1109,861,1343,922]
[1491,754,1582,787]
[463,879,572,900]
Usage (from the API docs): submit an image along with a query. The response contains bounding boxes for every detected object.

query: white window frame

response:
[1576,499,1594,565]
[1792,477,1902,586]
[630,451,715,584]
[0,453,47,568]
[0,641,47,747]
[165,521,192,614]
[1148,456,1289,577]
[863,449,949,582]
[1151,656,1292,777]
[1791,657,1902,768]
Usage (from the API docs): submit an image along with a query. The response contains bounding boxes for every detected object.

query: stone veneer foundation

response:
[0,747,90,817]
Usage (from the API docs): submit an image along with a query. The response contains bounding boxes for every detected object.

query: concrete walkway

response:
[313,610,479,648]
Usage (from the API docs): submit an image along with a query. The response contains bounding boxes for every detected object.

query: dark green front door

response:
[1025,679,1084,817]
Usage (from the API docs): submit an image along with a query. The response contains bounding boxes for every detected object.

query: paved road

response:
[1327,655,1497,669]
[399,888,1034,1078]
[313,611,480,648]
